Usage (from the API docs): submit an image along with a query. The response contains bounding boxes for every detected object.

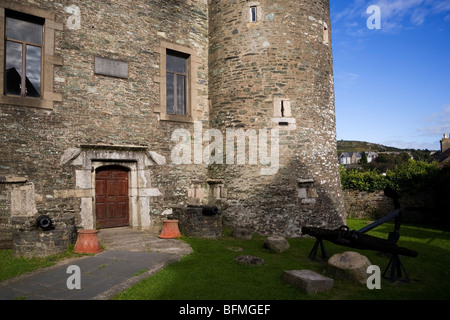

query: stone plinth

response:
[11,214,75,258]
[282,270,334,294]
[172,206,222,238]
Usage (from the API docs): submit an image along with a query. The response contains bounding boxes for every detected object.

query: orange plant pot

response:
[158,219,181,239]
[73,229,103,254]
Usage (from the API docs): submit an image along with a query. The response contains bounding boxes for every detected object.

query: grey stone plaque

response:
[94,56,129,79]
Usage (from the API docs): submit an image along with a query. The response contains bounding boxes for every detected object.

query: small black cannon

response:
[302,185,418,282]
[187,205,220,216]
[36,215,54,231]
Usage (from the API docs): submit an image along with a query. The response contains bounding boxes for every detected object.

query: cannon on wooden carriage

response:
[301,185,418,282]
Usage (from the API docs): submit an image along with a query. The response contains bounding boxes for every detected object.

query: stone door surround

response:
[60,144,165,229]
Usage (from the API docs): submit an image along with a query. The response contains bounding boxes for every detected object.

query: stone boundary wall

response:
[343,189,445,225]
[343,190,394,220]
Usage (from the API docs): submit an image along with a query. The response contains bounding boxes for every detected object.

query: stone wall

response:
[0,0,210,237]
[343,189,447,226]
[172,206,222,238]
[1,0,345,253]
[208,0,345,236]
[11,214,75,258]
[343,190,394,220]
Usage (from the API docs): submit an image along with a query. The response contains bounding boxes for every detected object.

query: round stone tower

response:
[208,0,345,236]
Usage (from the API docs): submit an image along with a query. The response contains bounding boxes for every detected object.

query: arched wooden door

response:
[95,166,129,228]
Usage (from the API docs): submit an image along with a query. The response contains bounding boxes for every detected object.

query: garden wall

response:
[343,189,446,226]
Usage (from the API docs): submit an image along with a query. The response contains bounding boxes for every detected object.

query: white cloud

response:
[332,0,450,34]
[334,72,360,88]
[419,105,450,136]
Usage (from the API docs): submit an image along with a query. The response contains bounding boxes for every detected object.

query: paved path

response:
[0,227,192,300]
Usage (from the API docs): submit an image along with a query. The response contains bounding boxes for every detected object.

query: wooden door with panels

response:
[95,166,130,228]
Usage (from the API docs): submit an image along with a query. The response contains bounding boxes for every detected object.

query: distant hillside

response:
[337,140,404,155]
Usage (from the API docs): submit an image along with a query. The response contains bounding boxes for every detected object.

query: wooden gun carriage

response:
[302,186,418,282]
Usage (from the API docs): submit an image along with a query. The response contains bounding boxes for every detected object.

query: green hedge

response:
[340,160,441,193]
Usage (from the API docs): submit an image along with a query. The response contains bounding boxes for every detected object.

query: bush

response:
[386,159,440,193]
[339,166,389,192]
[340,160,440,193]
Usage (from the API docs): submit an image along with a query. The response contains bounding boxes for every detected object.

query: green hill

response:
[337,140,403,155]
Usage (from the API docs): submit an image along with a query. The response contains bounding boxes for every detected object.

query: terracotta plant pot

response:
[158,219,181,239]
[73,229,103,254]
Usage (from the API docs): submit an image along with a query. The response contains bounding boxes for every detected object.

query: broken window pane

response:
[5,41,23,96]
[5,15,43,45]
[4,11,44,97]
[26,45,41,97]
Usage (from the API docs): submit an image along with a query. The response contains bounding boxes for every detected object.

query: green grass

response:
[113,219,450,300]
[1,220,450,300]
[0,244,83,282]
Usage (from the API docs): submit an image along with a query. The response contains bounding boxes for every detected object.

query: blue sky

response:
[330,0,450,150]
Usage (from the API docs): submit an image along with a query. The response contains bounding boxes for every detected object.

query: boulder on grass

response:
[232,228,253,240]
[327,251,371,284]
[263,236,290,253]
[234,255,265,266]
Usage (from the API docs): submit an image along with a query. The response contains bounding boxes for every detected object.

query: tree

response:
[360,151,368,164]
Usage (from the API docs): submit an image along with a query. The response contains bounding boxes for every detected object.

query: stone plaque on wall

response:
[94,56,129,79]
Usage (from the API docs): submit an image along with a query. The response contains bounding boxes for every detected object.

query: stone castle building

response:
[0,0,345,256]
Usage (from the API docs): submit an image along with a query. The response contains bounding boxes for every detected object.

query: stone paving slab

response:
[0,250,176,300]
[0,227,193,300]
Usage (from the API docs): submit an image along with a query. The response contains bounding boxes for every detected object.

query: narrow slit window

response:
[250,6,258,22]
[323,23,329,44]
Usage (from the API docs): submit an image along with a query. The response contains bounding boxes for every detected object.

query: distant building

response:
[436,133,450,165]
[338,152,377,165]
[441,134,450,153]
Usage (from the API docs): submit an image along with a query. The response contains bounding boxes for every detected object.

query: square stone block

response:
[282,270,334,294]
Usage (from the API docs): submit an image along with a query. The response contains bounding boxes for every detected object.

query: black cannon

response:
[36,215,54,231]
[302,185,418,282]
[187,205,220,216]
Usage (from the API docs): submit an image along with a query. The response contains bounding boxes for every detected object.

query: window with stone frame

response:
[4,10,44,98]
[0,4,62,109]
[166,50,189,116]
[154,41,202,123]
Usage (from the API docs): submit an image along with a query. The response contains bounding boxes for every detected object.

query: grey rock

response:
[231,228,253,240]
[263,236,290,253]
[327,251,372,284]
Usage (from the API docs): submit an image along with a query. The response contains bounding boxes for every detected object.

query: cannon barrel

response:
[187,205,220,216]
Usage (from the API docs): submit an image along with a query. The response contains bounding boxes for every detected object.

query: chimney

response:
[442,133,450,153]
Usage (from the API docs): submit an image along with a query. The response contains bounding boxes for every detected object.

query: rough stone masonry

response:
[0,0,345,256]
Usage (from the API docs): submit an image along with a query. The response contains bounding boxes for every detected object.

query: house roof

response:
[435,148,450,164]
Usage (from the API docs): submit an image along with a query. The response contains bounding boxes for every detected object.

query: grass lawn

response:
[113,219,450,300]
[1,219,450,300]
[0,244,78,283]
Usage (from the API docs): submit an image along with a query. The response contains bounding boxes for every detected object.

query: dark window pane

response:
[6,16,43,45]
[5,41,23,96]
[26,45,41,97]
[177,74,186,115]
[251,7,257,22]
[167,53,187,74]
[166,72,175,114]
